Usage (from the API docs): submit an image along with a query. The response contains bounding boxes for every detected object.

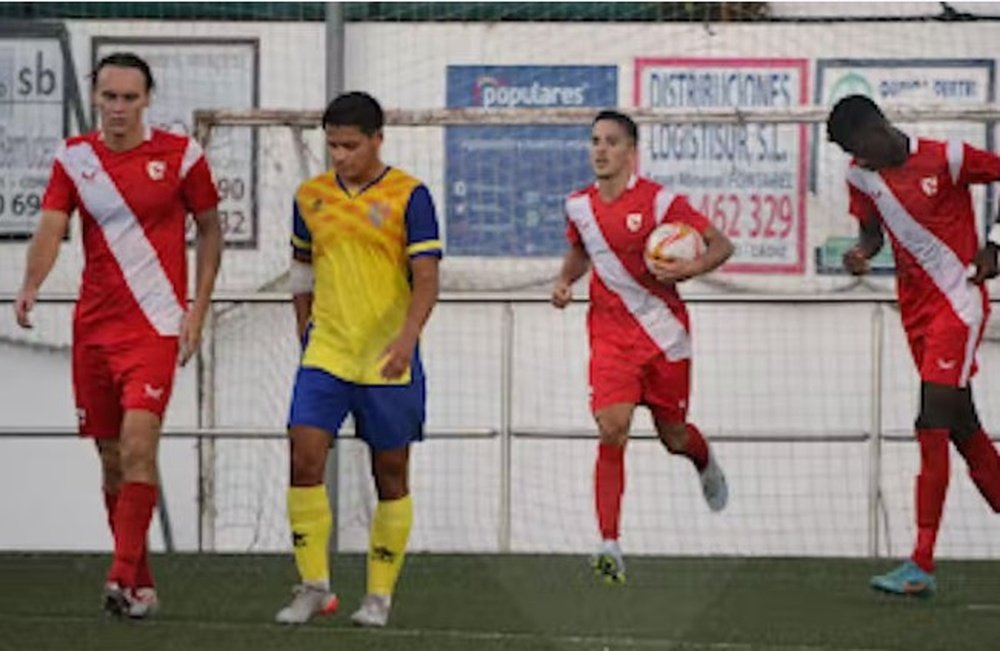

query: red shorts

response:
[72,337,179,437]
[589,338,690,423]
[906,304,987,388]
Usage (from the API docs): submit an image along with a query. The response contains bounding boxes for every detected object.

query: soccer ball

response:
[644,222,706,273]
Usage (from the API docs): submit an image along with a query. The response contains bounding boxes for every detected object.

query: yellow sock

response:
[367,495,413,596]
[287,485,332,586]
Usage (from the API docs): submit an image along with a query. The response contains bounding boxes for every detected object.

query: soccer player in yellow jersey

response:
[274,92,442,627]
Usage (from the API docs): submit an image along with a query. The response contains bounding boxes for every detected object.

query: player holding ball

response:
[551,110,734,584]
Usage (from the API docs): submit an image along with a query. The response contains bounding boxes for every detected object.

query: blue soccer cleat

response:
[870,561,936,597]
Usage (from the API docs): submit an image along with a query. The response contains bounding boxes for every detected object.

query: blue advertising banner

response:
[445,65,618,256]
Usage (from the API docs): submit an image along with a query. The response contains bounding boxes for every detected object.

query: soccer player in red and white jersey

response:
[13,52,222,616]
[828,95,1000,596]
[551,110,734,584]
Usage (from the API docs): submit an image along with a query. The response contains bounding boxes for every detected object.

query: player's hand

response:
[14,287,37,329]
[178,308,206,367]
[842,246,871,276]
[649,258,700,285]
[970,244,999,285]
[380,332,417,380]
[551,280,573,308]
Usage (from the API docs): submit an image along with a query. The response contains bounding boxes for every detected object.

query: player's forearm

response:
[21,211,67,292]
[850,215,884,259]
[191,209,223,316]
[292,293,313,341]
[400,257,439,342]
[856,227,884,258]
[558,244,590,285]
[696,233,735,276]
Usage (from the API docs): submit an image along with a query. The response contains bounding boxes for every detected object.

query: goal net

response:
[192,104,1000,559]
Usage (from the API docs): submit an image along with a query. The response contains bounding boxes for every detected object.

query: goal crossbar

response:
[194,104,1000,135]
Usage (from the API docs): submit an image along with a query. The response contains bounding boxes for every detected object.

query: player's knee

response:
[916,382,961,431]
[119,440,157,482]
[596,418,630,446]
[598,428,628,447]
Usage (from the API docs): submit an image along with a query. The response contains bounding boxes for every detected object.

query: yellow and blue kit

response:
[287,167,442,450]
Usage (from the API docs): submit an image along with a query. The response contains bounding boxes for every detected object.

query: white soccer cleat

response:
[590,539,626,584]
[275,584,339,624]
[350,593,391,627]
[102,582,135,618]
[700,453,729,512]
[128,586,160,619]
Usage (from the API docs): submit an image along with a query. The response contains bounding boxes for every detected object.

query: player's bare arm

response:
[381,255,439,380]
[842,216,884,276]
[650,224,734,285]
[552,242,590,308]
[971,218,1000,284]
[289,250,314,342]
[179,207,223,366]
[15,209,70,329]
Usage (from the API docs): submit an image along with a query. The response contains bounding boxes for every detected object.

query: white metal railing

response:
[4,292,997,555]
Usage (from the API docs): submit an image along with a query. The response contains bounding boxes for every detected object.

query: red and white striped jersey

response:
[42,127,219,344]
[565,175,711,361]
[847,137,1000,331]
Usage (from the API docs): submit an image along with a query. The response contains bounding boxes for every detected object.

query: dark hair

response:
[826,94,885,149]
[92,52,155,91]
[593,110,638,144]
[322,91,384,135]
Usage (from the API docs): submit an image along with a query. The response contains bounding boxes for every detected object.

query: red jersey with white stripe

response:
[565,176,711,361]
[42,128,219,344]
[846,137,999,333]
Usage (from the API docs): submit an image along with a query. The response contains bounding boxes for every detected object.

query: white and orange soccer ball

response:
[644,222,706,273]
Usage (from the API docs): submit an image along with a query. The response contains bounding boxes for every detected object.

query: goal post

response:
[187,105,1000,559]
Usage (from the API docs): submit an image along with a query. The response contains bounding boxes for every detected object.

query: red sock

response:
[107,482,157,588]
[911,429,949,573]
[104,489,154,588]
[682,424,710,472]
[955,430,1000,512]
[595,443,625,541]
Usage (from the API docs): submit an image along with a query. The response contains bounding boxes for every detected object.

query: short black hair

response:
[593,110,638,144]
[92,52,155,91]
[826,94,885,150]
[322,91,384,135]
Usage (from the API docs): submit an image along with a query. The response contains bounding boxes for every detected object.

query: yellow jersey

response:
[291,167,442,384]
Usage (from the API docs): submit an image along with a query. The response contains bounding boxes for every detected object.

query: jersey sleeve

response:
[565,217,582,246]
[290,198,312,261]
[663,195,712,234]
[41,149,77,214]
[564,195,583,246]
[179,139,220,214]
[404,185,443,259]
[951,141,1000,185]
[848,181,878,224]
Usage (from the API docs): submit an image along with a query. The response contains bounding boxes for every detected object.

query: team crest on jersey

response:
[626,212,643,232]
[368,201,392,227]
[921,176,938,197]
[146,160,166,181]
